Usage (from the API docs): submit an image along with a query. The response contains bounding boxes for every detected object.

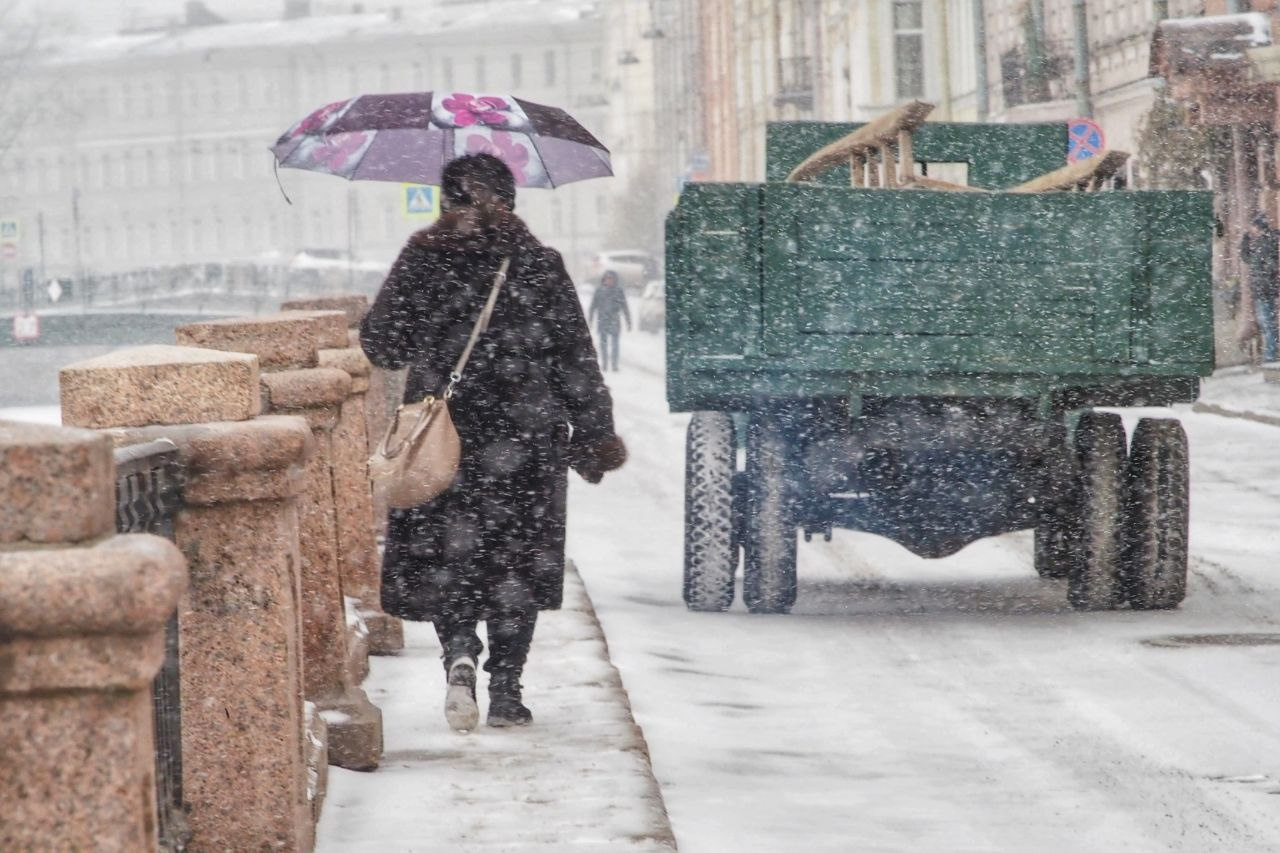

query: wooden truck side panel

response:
[666,184,1214,413]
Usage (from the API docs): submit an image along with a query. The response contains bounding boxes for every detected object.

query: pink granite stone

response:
[278,309,352,349]
[324,356,403,655]
[175,313,321,370]
[60,345,260,428]
[281,295,368,329]
[277,295,363,327]
[262,367,351,413]
[0,420,114,545]
[91,414,316,849]
[0,533,186,852]
[260,367,384,770]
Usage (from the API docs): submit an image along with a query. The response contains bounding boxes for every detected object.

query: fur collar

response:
[409,208,540,255]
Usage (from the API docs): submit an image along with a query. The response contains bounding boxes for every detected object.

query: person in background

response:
[588,270,631,372]
[360,154,627,732]
[1242,213,1280,363]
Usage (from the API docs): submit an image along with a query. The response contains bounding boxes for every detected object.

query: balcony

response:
[775,56,814,111]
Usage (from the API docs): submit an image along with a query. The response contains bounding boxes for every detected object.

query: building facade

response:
[697,0,982,184]
[0,0,609,293]
[982,1,1208,157]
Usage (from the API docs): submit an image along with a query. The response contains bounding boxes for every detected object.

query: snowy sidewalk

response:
[1194,365,1280,427]
[315,564,677,853]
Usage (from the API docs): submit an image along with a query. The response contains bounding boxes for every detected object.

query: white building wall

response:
[0,3,608,290]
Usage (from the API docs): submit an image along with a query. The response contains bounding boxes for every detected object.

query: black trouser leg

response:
[433,617,483,673]
[483,610,537,680]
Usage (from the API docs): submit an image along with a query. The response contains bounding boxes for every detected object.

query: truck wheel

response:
[684,412,738,611]
[1068,412,1127,611]
[1034,425,1076,580]
[743,417,797,614]
[1124,418,1189,610]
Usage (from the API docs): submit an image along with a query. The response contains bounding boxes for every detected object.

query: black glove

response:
[567,434,627,483]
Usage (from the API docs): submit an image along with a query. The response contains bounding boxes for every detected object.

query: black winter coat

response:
[1242,228,1280,303]
[360,212,615,622]
[588,282,631,334]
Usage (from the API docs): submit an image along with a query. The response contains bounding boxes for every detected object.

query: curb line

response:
[565,561,679,851]
[1192,401,1280,428]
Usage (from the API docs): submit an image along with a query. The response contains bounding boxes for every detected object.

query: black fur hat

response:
[441,153,517,211]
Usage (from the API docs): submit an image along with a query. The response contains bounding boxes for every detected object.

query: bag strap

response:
[443,256,511,400]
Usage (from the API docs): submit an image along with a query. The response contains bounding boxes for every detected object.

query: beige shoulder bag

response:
[369,257,511,509]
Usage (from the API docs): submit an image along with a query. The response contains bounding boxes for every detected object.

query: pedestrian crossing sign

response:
[403,184,440,220]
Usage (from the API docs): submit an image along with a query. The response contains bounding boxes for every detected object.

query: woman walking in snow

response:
[588,270,631,371]
[361,154,626,731]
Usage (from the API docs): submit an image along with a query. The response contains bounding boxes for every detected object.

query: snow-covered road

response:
[573,333,1280,852]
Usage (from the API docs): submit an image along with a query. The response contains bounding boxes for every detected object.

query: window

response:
[475,57,486,90]
[591,47,603,84]
[544,50,557,86]
[187,143,202,183]
[442,57,454,89]
[893,1,924,100]
[511,53,523,88]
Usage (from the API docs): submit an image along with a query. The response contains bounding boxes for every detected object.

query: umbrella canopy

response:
[271,91,612,189]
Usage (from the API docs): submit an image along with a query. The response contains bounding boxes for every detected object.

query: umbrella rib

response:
[344,131,382,182]
[525,133,557,189]
[271,135,307,166]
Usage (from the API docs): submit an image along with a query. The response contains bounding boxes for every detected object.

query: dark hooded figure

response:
[1242,213,1280,362]
[588,270,631,371]
[360,153,626,731]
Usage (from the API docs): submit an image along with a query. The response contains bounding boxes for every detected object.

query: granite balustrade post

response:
[176,313,383,771]
[0,421,187,852]
[58,344,320,851]
[284,296,403,535]
[282,297,404,655]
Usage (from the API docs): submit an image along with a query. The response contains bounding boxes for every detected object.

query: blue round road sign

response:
[1068,118,1104,163]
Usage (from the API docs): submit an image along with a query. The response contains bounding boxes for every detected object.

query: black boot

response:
[487,671,533,727]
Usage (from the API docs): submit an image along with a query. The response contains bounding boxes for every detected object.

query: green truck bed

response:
[666,121,1215,413]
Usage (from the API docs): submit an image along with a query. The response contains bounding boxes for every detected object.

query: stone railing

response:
[114,438,190,850]
[0,293,401,852]
[0,423,188,850]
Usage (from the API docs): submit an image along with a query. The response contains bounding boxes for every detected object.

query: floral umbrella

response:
[270,91,612,189]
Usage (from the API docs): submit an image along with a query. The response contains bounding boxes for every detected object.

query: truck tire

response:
[1124,418,1189,610]
[1034,425,1076,580]
[1068,411,1127,611]
[683,412,738,611]
[743,417,797,614]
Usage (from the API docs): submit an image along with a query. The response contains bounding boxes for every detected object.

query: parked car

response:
[637,279,665,333]
[589,249,658,292]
